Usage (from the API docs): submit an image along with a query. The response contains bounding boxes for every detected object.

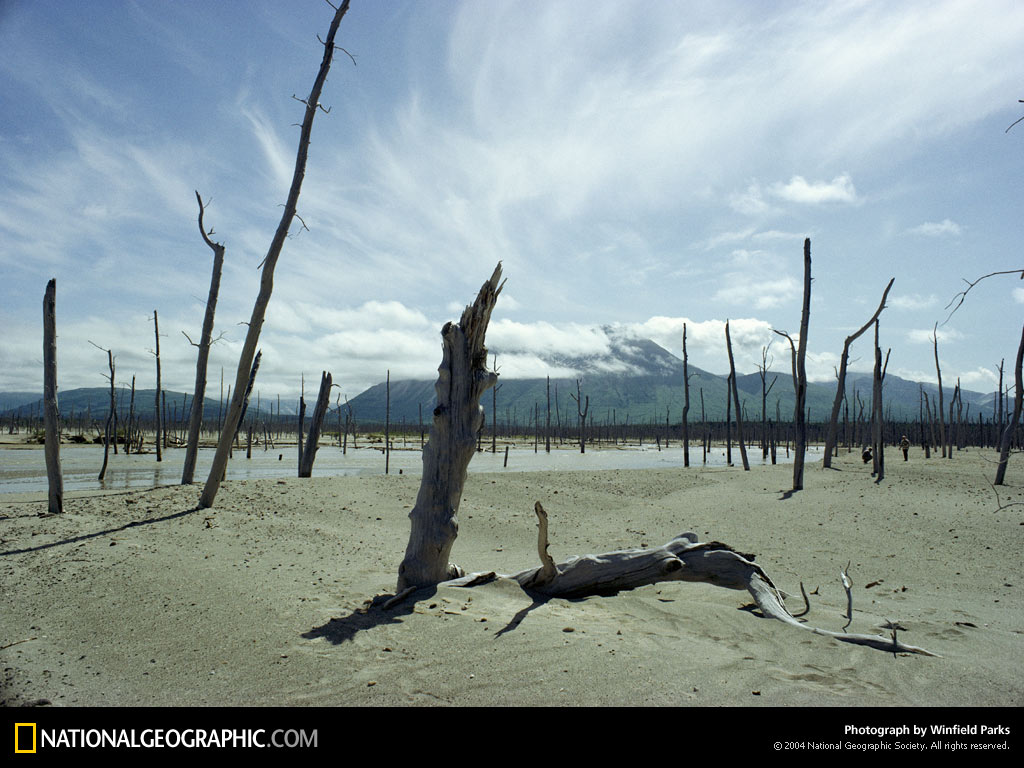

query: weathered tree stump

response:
[396,263,504,592]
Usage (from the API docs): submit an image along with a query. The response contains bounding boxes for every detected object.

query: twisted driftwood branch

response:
[444,504,936,657]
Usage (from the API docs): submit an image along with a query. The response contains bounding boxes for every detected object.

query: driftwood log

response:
[396,263,504,592]
[445,502,936,656]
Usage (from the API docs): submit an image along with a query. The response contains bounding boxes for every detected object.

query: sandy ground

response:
[1,446,1021,707]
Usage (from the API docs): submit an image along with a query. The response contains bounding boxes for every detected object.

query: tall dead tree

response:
[182,192,226,483]
[724,321,750,470]
[385,370,390,473]
[545,376,551,453]
[299,370,333,478]
[823,277,893,468]
[151,310,162,462]
[995,323,1024,485]
[682,324,691,467]
[199,1,351,509]
[792,238,811,490]
[570,379,589,454]
[933,324,947,459]
[397,264,504,593]
[43,279,63,514]
[870,320,890,482]
[91,343,116,481]
[757,342,776,461]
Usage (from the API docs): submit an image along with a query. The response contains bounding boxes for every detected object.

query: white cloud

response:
[890,293,939,311]
[729,182,774,215]
[713,276,801,310]
[1013,288,1024,304]
[907,327,965,344]
[907,219,961,237]
[769,174,858,204]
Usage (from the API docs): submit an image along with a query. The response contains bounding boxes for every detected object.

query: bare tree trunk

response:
[682,324,690,467]
[43,279,63,514]
[297,393,306,474]
[183,193,225,483]
[385,369,391,474]
[397,264,503,592]
[824,278,893,468]
[97,347,115,481]
[792,238,811,490]
[299,371,333,478]
[571,379,589,454]
[199,1,351,509]
[995,323,1024,485]
[871,320,885,480]
[933,324,947,459]
[725,320,749,470]
[545,376,551,454]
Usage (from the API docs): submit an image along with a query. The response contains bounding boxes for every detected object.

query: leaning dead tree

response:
[199,1,351,509]
[43,279,63,514]
[995,323,1024,486]
[299,370,333,478]
[823,277,893,468]
[396,263,505,593]
[182,192,226,484]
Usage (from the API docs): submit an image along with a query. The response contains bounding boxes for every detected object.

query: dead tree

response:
[682,324,691,467]
[182,191,226,484]
[870,320,890,482]
[757,342,776,461]
[431,503,935,656]
[236,350,261,441]
[490,356,501,453]
[150,310,162,462]
[995,323,1024,485]
[545,376,551,453]
[792,238,812,490]
[299,370,333,478]
[396,264,504,593]
[570,379,589,454]
[43,279,63,514]
[199,1,351,509]
[823,277,893,468]
[725,320,749,470]
[932,324,947,458]
[91,343,116,481]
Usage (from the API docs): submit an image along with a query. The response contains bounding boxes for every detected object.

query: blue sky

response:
[2,0,1023,405]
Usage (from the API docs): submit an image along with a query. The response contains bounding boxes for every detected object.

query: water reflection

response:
[0,443,821,495]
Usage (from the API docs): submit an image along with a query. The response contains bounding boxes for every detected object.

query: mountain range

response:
[2,330,999,429]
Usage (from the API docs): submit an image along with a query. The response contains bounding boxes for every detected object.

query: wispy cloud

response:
[769,174,858,205]
[890,293,939,311]
[907,327,965,345]
[907,219,962,237]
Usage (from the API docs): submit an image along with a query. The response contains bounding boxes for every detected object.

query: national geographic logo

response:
[14,723,36,754]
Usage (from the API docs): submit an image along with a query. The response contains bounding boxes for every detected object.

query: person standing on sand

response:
[900,435,910,461]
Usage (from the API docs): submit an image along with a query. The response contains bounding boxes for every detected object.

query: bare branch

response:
[944,269,1024,323]
[1006,99,1024,133]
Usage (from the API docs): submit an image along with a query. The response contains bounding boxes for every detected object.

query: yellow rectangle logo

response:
[14,723,37,754]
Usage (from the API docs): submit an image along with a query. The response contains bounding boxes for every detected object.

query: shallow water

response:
[0,441,823,495]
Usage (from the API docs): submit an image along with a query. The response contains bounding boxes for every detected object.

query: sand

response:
[1,446,1022,707]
